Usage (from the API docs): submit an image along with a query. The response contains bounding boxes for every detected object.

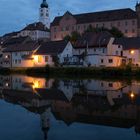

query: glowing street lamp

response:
[130,50,135,54]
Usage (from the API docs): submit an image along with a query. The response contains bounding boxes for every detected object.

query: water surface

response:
[0,75,140,140]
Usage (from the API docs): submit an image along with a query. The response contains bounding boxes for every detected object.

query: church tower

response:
[39,0,50,29]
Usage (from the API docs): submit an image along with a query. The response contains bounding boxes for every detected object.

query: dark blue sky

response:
[0,0,137,36]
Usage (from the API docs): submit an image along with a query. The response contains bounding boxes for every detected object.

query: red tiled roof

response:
[51,8,137,26]
[74,31,112,48]
[22,22,50,32]
[35,40,68,55]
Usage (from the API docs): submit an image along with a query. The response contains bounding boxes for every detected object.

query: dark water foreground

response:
[0,75,140,140]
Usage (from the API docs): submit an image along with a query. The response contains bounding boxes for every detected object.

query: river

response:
[0,75,140,140]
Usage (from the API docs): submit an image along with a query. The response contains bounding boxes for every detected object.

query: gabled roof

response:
[113,37,140,50]
[51,8,137,26]
[22,22,50,32]
[35,40,69,55]
[3,31,20,38]
[2,36,31,47]
[74,31,112,48]
[3,41,40,52]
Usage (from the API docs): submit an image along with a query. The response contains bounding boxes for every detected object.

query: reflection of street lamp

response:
[129,92,135,99]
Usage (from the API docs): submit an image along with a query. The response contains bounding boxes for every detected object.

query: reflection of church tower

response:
[39,0,50,29]
[135,106,140,135]
[40,107,51,140]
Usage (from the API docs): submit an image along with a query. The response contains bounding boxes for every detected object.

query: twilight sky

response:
[0,0,137,36]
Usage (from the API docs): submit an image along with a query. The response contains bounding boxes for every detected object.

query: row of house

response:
[0,31,140,68]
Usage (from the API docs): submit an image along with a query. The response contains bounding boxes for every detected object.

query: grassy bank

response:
[1,66,140,78]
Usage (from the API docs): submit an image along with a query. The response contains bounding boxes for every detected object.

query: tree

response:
[85,24,94,32]
[63,31,81,43]
[109,27,124,38]
[63,35,71,41]
[83,26,124,38]
[71,31,81,42]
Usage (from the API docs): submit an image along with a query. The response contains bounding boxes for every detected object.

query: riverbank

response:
[1,66,140,79]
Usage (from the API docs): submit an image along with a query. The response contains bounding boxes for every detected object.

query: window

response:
[132,20,135,25]
[72,26,75,30]
[101,59,104,63]
[117,22,120,27]
[45,56,49,62]
[84,25,87,30]
[94,48,96,52]
[101,83,104,87]
[118,45,121,48]
[18,60,21,64]
[108,59,113,63]
[109,83,113,87]
[132,29,135,33]
[102,48,105,53]
[66,26,69,31]
[125,21,128,26]
[14,60,18,64]
[96,24,98,28]
[54,27,57,32]
[38,56,42,63]
[77,25,80,30]
[15,52,18,56]
[116,51,118,55]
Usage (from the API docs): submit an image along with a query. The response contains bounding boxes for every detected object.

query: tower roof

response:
[40,0,48,8]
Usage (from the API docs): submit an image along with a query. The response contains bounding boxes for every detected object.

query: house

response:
[113,37,140,66]
[51,5,139,41]
[34,40,73,67]
[73,32,123,67]
[2,40,40,68]
[19,22,50,41]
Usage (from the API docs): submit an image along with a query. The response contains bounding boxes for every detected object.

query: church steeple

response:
[39,0,50,29]
[40,0,48,8]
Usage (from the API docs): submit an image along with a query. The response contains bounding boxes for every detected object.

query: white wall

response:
[20,30,50,40]
[84,55,122,67]
[59,42,73,64]
[123,49,140,66]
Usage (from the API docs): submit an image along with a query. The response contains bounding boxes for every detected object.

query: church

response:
[1,0,51,41]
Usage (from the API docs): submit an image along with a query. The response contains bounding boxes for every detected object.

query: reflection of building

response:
[0,75,140,138]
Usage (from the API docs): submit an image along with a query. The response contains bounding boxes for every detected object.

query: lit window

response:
[38,56,42,63]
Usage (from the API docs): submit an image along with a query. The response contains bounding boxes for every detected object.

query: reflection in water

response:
[0,75,140,139]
